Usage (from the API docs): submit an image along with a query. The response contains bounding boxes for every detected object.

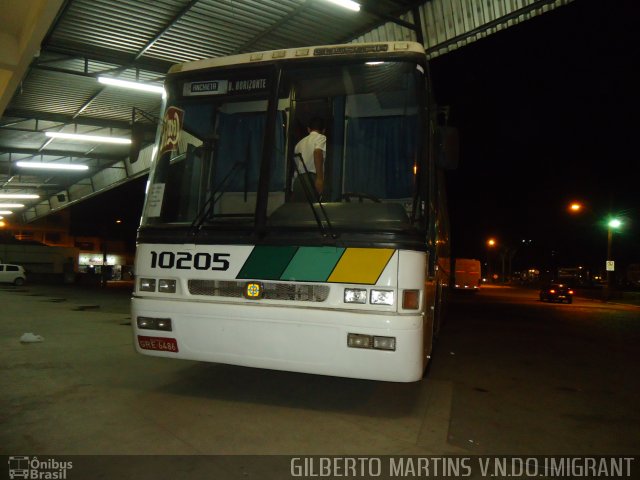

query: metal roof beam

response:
[233,1,310,54]
[45,41,173,74]
[424,0,559,57]
[135,0,201,60]
[341,0,426,44]
[0,147,126,162]
[3,109,130,130]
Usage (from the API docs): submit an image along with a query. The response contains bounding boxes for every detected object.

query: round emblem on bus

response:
[244,282,263,299]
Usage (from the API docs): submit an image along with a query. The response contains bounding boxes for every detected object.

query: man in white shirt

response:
[292,117,326,200]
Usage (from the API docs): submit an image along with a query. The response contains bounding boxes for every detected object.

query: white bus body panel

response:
[132,246,427,382]
[132,298,424,382]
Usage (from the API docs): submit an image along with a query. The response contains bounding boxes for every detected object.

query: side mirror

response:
[436,126,459,170]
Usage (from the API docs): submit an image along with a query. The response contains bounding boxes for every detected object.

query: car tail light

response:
[549,289,556,294]
[568,290,574,295]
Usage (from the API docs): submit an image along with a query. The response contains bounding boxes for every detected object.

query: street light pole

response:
[487,238,496,283]
[604,218,622,301]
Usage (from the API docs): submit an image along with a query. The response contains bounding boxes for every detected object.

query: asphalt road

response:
[438,285,640,454]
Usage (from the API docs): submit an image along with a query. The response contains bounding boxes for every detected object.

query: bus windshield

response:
[141,60,426,238]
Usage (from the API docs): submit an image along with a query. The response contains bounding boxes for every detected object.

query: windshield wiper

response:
[188,159,246,236]
[292,153,336,239]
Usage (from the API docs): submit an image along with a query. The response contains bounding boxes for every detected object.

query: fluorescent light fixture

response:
[0,203,24,208]
[366,61,384,65]
[0,211,13,215]
[0,194,40,199]
[98,76,165,94]
[325,0,360,11]
[16,161,89,171]
[45,131,131,144]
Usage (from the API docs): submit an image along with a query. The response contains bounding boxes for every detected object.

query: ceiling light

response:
[0,203,25,208]
[98,76,165,94]
[45,132,131,144]
[0,194,40,199]
[366,61,384,65]
[0,211,13,215]
[16,161,89,171]
[325,0,360,11]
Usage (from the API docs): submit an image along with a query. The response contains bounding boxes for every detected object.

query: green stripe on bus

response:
[237,246,298,280]
[280,247,346,282]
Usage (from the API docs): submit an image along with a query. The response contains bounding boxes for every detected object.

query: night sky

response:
[430,0,639,274]
[71,0,639,276]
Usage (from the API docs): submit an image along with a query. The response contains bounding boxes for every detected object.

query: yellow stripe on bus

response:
[327,248,395,285]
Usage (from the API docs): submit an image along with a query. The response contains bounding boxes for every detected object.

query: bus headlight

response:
[370,289,394,305]
[158,279,176,293]
[344,288,367,304]
[139,278,156,292]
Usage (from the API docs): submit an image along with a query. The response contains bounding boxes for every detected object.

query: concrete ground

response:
[1,283,638,478]
[1,282,460,457]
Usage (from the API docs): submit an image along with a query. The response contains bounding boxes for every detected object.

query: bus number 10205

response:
[150,251,230,271]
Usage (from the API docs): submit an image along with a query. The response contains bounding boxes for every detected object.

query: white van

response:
[0,264,27,286]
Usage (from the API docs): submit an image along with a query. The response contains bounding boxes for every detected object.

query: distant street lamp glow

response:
[487,238,496,247]
[569,202,583,213]
[608,218,622,229]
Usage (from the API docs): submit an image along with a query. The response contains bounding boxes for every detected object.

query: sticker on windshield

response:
[159,106,184,155]
[146,183,165,218]
[183,80,229,96]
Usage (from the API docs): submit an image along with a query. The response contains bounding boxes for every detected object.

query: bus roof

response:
[168,41,426,74]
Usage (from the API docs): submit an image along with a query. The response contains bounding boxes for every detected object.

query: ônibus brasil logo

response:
[8,456,73,479]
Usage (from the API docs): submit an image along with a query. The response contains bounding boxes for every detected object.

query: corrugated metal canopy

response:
[0,0,572,223]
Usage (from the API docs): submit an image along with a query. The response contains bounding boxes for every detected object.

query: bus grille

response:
[188,280,330,302]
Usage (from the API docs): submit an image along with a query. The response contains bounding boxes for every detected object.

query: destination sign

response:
[314,44,389,56]
[183,80,228,96]
[183,78,268,96]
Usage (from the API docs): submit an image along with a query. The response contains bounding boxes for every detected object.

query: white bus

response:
[132,41,456,382]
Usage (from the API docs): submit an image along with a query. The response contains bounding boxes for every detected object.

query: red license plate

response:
[138,335,179,353]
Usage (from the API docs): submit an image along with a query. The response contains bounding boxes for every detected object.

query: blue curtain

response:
[215,111,285,192]
[344,116,417,199]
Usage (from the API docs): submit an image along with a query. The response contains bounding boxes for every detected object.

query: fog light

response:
[402,289,420,309]
[158,279,176,293]
[155,318,173,331]
[370,289,394,305]
[347,333,372,349]
[373,336,396,351]
[344,288,367,304]
[137,317,154,329]
[140,278,156,292]
[137,316,172,331]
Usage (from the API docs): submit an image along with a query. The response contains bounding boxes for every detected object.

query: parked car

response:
[0,264,27,286]
[539,283,573,303]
